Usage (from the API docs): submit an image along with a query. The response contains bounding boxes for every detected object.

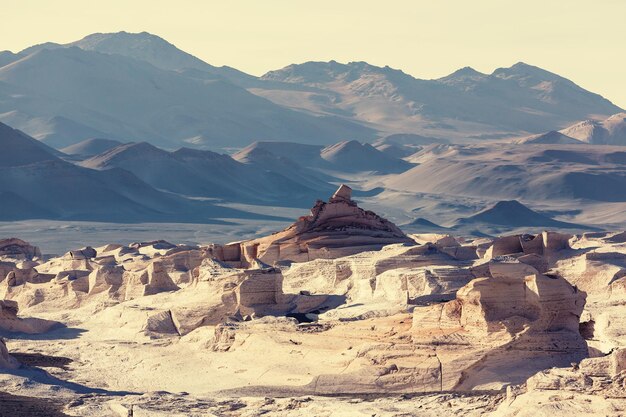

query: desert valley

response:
[0,19,625,417]
[0,185,625,416]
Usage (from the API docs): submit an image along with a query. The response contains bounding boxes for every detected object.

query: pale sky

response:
[2,0,625,108]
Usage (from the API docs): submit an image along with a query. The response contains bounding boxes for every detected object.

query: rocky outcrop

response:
[0,238,41,261]
[2,228,625,406]
[68,246,97,260]
[282,242,468,309]
[0,299,59,334]
[407,257,587,390]
[484,231,573,259]
[215,185,414,266]
[124,261,180,299]
[493,349,626,416]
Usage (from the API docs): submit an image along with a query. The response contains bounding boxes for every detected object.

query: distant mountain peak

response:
[493,61,562,81]
[510,61,533,69]
[60,138,124,157]
[454,199,583,229]
[490,199,530,211]
[560,112,626,144]
[72,31,174,50]
[514,130,582,145]
[67,31,213,72]
[262,60,409,85]
[19,42,63,56]
[607,112,626,122]
[445,66,485,78]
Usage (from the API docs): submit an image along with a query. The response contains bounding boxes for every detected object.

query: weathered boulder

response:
[69,246,97,260]
[0,238,41,260]
[0,299,59,333]
[124,261,180,299]
[88,264,125,296]
[143,310,179,336]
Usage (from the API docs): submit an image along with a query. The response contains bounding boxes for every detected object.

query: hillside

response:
[560,113,626,145]
[513,130,583,145]
[0,122,267,221]
[386,143,626,203]
[0,45,373,149]
[320,140,413,174]
[83,142,335,207]
[454,200,584,228]
[257,60,622,139]
[0,122,61,167]
[61,138,124,158]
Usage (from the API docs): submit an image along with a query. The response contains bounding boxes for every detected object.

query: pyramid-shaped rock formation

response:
[215,185,413,265]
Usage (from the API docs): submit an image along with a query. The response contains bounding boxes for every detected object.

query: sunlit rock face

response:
[0,238,41,261]
[0,299,59,334]
[306,257,588,394]
[1,200,626,416]
[235,184,414,265]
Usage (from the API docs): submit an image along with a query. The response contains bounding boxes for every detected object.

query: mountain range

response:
[259,61,621,140]
[0,120,418,221]
[80,141,338,207]
[0,122,279,222]
[0,31,623,150]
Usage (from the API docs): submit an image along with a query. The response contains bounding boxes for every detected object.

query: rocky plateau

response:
[0,186,624,416]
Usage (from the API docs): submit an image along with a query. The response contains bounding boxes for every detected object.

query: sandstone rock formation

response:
[0,238,41,261]
[234,184,414,265]
[0,223,624,415]
[493,348,626,416]
[0,299,59,334]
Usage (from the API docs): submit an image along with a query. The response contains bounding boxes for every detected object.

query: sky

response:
[1,0,625,107]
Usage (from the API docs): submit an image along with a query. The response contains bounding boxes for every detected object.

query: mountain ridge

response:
[0,121,276,222]
[0,31,622,151]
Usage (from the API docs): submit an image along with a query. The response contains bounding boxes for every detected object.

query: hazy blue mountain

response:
[61,138,125,158]
[2,32,622,151]
[0,122,271,222]
[454,200,583,228]
[67,31,254,84]
[82,141,335,208]
[0,43,373,149]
